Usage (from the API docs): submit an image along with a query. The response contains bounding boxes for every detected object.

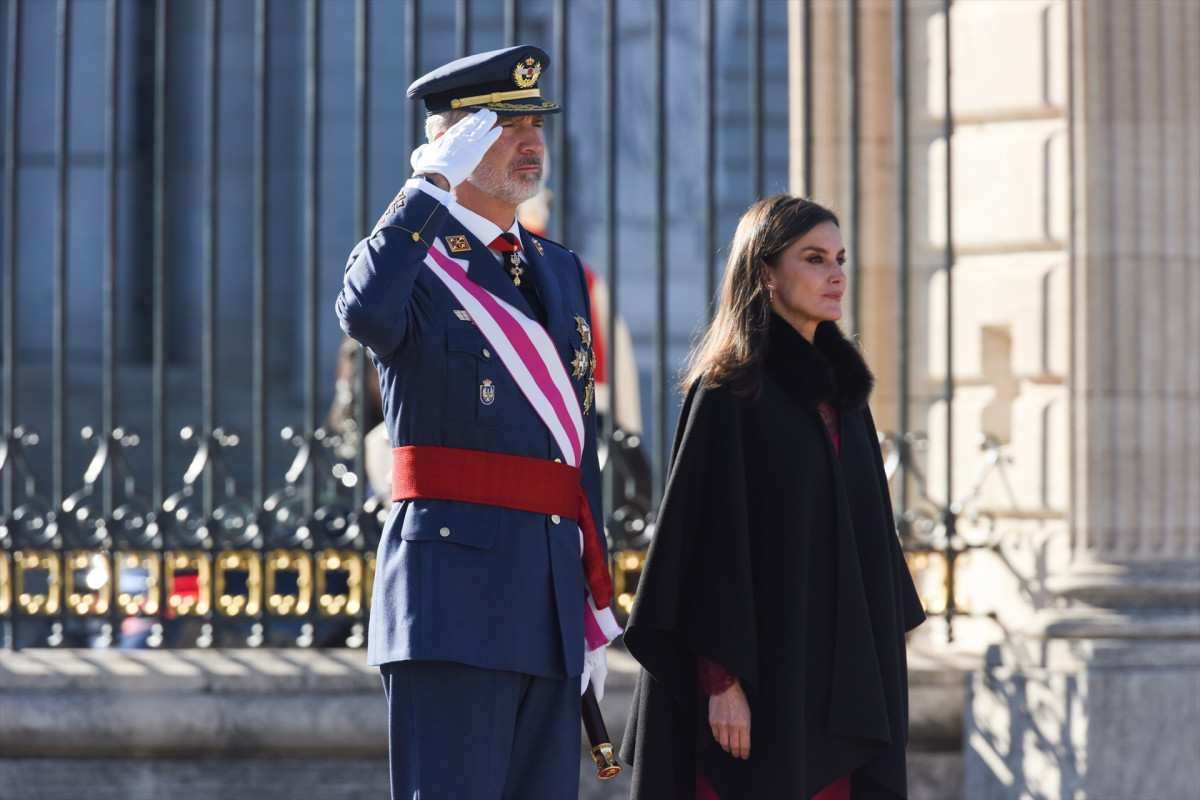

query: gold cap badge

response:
[513,57,542,89]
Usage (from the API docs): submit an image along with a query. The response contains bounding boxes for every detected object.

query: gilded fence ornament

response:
[15,550,60,615]
[215,549,262,617]
[116,551,161,616]
[266,549,313,617]
[316,548,364,617]
[0,556,10,615]
[64,551,110,616]
[167,551,212,617]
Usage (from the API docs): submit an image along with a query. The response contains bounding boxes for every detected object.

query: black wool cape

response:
[620,317,925,800]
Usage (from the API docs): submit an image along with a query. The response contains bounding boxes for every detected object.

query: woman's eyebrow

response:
[799,245,847,256]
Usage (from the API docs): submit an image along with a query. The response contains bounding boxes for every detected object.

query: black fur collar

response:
[763,315,874,411]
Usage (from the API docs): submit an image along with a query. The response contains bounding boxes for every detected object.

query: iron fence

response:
[1,0,987,649]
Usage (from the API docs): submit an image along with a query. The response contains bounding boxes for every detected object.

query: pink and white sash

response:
[423,240,622,650]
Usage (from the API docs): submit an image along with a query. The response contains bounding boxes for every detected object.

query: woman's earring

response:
[766,284,775,302]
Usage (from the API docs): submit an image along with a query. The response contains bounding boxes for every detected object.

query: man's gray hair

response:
[425,109,470,142]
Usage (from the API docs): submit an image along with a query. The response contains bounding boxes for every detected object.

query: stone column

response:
[966,1,1200,798]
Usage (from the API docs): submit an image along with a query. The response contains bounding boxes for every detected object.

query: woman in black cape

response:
[620,195,925,800]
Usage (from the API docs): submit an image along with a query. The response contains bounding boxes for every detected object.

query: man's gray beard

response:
[467,159,542,205]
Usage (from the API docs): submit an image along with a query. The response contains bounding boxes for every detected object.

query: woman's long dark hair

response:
[682,194,839,395]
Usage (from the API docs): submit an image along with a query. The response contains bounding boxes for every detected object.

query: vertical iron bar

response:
[602,0,616,501]
[405,0,420,155]
[52,0,71,648]
[703,0,716,309]
[252,0,268,508]
[846,0,860,335]
[800,0,813,197]
[552,0,566,244]
[455,0,469,59]
[105,0,122,647]
[202,0,219,512]
[152,0,167,508]
[893,0,910,535]
[3,0,22,513]
[652,0,666,503]
[251,0,270,648]
[151,0,170,645]
[353,0,369,509]
[53,0,70,508]
[103,0,120,514]
[304,0,319,514]
[940,0,956,637]
[749,0,762,199]
[104,0,122,645]
[504,0,517,47]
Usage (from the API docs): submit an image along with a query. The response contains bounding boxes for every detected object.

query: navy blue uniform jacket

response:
[336,181,604,679]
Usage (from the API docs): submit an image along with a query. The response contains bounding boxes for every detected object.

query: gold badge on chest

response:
[573,315,596,414]
[446,235,471,253]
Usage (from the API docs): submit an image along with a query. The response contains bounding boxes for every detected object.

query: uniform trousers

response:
[380,659,580,800]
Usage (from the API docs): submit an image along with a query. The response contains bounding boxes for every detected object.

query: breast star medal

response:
[573,315,596,414]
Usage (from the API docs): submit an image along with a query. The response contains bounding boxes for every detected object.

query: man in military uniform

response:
[336,45,620,799]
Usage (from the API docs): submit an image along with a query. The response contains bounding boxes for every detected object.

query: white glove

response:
[410,109,502,190]
[581,645,608,701]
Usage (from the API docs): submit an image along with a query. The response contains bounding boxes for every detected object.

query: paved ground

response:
[1,642,965,798]
[0,642,642,799]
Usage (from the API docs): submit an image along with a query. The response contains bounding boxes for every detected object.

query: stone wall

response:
[965,1,1200,795]
[789,0,1075,643]
[1,644,967,799]
[788,1,1200,796]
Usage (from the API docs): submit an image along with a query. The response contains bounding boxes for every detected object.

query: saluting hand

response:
[410,108,503,190]
[709,679,752,760]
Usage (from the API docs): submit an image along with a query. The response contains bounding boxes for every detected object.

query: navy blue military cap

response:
[407,45,561,116]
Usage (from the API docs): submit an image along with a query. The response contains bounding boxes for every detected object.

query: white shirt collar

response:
[451,202,520,251]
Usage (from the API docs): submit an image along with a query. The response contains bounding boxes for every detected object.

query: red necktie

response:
[489,233,524,286]
[489,232,545,324]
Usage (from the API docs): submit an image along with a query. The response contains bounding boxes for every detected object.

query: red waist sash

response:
[391,445,614,608]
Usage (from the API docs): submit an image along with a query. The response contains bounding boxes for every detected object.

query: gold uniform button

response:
[553,458,562,463]
[439,527,451,538]
[551,515,561,524]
